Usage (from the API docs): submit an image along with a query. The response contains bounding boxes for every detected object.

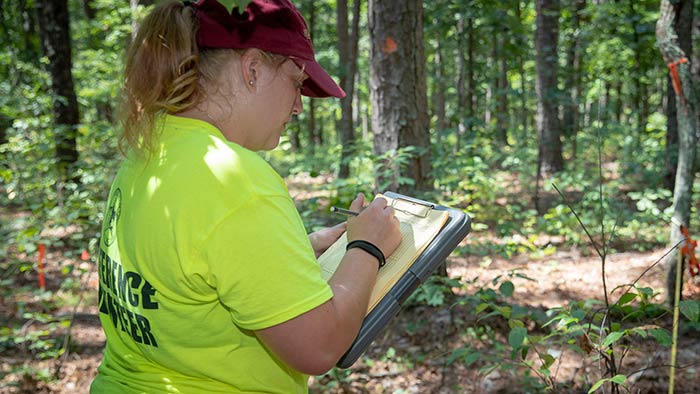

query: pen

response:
[330,206,360,217]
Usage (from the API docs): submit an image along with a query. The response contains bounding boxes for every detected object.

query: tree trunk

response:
[535,0,563,176]
[0,112,11,145]
[369,0,432,193]
[628,0,646,142]
[83,0,97,20]
[433,38,447,140]
[337,0,361,179]
[614,80,623,123]
[664,0,693,191]
[496,34,509,147]
[37,0,80,180]
[456,14,474,153]
[657,0,698,304]
[304,2,318,154]
[562,0,585,160]
[665,75,678,190]
[17,0,41,62]
[516,0,528,145]
[336,0,350,178]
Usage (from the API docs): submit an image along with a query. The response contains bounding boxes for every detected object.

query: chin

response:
[263,139,282,151]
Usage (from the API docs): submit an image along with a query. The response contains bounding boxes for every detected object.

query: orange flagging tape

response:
[680,225,699,277]
[667,57,689,101]
[37,243,46,290]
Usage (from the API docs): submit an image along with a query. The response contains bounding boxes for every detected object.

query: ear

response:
[240,49,264,93]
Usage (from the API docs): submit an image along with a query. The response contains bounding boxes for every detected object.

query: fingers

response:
[349,193,365,212]
[332,222,348,231]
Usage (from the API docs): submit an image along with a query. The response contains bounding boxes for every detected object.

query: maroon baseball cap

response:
[191,0,346,98]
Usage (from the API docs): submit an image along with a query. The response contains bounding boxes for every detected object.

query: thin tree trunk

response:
[657,0,698,304]
[562,0,585,160]
[83,0,97,20]
[664,0,693,191]
[0,113,10,145]
[485,36,496,133]
[628,0,645,141]
[289,120,300,151]
[516,0,528,146]
[37,0,80,180]
[337,0,352,179]
[19,0,40,62]
[496,34,509,147]
[614,80,623,123]
[456,14,474,153]
[305,2,318,153]
[535,0,563,176]
[666,75,678,190]
[433,38,447,141]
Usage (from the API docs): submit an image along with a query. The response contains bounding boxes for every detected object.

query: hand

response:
[345,193,402,258]
[309,222,347,258]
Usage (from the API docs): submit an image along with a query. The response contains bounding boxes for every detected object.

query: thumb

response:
[349,193,365,211]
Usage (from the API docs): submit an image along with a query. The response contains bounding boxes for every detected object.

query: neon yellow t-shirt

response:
[90,115,333,393]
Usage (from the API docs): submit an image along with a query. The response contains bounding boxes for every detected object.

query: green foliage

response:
[406,275,462,307]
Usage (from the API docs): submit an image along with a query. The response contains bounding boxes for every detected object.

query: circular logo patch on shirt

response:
[102,188,122,247]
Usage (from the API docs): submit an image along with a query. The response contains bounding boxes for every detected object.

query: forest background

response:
[1,0,700,393]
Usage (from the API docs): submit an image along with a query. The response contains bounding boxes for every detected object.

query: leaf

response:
[601,331,625,348]
[610,374,627,385]
[497,305,512,319]
[499,280,514,297]
[679,300,700,322]
[520,345,529,359]
[464,352,479,366]
[541,353,556,369]
[475,302,489,314]
[617,292,637,306]
[588,378,607,393]
[649,328,672,346]
[447,347,469,365]
[508,327,527,349]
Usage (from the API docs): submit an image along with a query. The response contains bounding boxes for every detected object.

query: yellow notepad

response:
[318,194,449,313]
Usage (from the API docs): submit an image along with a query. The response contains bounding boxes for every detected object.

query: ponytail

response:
[119,0,200,156]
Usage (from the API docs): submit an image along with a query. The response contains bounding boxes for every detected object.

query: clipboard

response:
[336,192,472,368]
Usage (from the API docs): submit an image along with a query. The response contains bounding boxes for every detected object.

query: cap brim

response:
[291,58,346,99]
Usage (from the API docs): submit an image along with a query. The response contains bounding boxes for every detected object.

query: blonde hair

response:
[119,1,288,156]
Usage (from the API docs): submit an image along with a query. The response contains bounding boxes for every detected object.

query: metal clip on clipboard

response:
[390,196,435,218]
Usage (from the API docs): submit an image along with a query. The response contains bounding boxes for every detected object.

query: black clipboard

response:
[336,192,472,368]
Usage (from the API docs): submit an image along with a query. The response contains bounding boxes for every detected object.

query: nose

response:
[291,91,303,116]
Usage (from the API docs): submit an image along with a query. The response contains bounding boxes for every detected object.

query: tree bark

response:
[304,2,318,153]
[535,0,563,175]
[562,0,585,160]
[496,34,509,147]
[37,0,80,179]
[664,0,693,191]
[18,0,40,62]
[628,0,644,141]
[369,0,432,193]
[0,112,10,145]
[337,0,361,179]
[83,0,97,20]
[657,0,698,303]
[433,38,447,140]
[456,14,475,153]
[516,0,528,145]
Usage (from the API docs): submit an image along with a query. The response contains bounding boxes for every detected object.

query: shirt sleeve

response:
[197,194,333,331]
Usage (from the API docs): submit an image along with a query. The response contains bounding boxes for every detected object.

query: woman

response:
[90,0,402,393]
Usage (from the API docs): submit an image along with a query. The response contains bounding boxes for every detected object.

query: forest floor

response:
[2,174,700,393]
